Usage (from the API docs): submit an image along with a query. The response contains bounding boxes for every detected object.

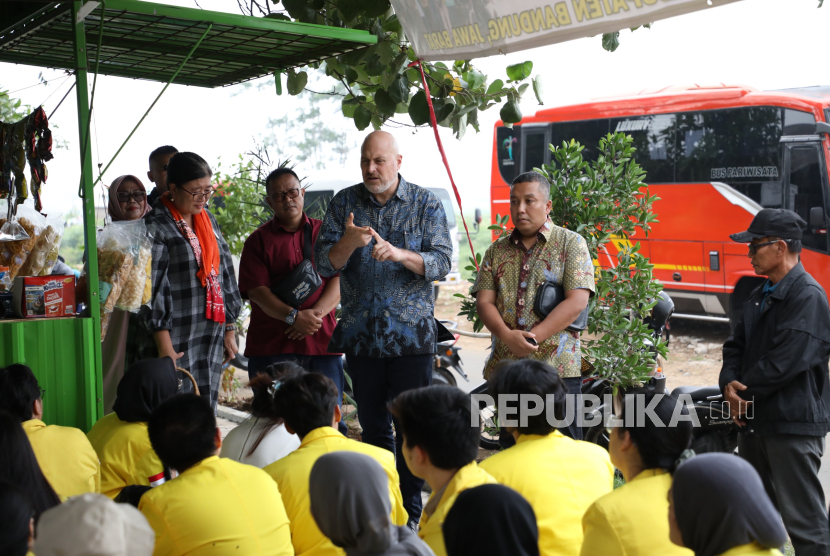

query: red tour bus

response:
[491,84,830,327]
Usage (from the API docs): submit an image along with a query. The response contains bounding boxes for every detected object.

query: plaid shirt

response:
[471,219,595,379]
[314,176,452,357]
[127,201,241,408]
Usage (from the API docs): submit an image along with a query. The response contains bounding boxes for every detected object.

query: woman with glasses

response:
[579,390,694,556]
[127,152,241,410]
[101,175,151,413]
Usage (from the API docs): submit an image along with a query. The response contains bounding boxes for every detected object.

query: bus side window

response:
[787,145,828,253]
[523,131,547,173]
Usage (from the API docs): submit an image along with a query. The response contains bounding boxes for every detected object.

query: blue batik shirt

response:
[314,175,452,357]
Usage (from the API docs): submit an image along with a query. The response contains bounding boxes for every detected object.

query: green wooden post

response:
[72,1,104,427]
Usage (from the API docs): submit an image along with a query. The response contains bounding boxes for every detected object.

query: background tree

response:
[0,88,29,121]
[261,76,357,169]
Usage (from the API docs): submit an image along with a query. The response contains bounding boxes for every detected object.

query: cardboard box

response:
[12,275,76,318]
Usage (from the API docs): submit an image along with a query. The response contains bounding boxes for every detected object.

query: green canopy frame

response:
[0,0,375,429]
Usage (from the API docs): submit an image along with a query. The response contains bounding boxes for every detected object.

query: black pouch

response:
[270,224,322,308]
[533,281,589,332]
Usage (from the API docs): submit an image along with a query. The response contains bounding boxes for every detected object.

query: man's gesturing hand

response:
[371,229,406,263]
[503,330,538,358]
[344,212,374,251]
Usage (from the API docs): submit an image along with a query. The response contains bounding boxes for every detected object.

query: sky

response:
[1,0,827,223]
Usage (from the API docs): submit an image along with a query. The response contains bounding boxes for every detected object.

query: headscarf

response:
[672,453,788,556]
[112,357,178,423]
[108,175,149,222]
[310,452,434,556]
[160,193,225,323]
[443,484,539,556]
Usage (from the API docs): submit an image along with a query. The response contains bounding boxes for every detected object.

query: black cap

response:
[729,208,806,243]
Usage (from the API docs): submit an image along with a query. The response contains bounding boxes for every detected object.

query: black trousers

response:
[347,353,433,523]
[739,432,830,556]
[499,376,583,449]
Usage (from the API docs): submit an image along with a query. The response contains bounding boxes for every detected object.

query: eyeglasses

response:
[748,239,780,256]
[116,190,146,203]
[269,188,300,203]
[179,186,214,202]
[39,387,46,400]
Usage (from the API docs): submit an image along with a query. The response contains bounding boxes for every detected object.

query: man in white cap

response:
[34,493,154,556]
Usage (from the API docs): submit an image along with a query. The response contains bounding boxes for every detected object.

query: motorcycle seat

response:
[671,385,722,401]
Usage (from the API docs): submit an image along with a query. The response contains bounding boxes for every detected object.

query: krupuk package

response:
[12,275,76,318]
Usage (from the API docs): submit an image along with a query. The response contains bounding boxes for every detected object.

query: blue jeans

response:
[248,354,347,435]
[346,353,433,523]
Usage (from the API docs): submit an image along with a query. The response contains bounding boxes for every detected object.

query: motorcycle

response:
[431,320,469,387]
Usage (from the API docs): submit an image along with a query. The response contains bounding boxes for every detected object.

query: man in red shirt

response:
[238,168,344,432]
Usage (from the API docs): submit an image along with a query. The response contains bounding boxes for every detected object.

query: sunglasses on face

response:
[269,188,300,203]
[748,239,780,255]
[116,191,146,203]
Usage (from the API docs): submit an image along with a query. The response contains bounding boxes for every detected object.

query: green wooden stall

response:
[0,0,375,430]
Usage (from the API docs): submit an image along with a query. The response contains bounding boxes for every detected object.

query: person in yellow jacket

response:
[264,370,407,556]
[139,394,293,556]
[670,453,788,556]
[0,364,99,499]
[88,358,179,499]
[580,391,695,556]
[477,360,613,556]
[389,385,496,556]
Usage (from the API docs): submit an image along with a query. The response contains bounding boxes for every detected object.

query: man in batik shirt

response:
[473,171,595,440]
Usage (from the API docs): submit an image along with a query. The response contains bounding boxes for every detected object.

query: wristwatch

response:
[285,308,298,325]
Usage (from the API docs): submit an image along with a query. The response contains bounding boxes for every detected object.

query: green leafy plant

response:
[456,132,665,389]
[237,2,541,136]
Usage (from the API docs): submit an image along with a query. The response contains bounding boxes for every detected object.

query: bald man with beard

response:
[313,131,453,529]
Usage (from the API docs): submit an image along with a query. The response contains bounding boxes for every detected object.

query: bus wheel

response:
[729,278,764,332]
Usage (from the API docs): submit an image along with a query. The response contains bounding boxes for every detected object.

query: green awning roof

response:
[0,1,376,88]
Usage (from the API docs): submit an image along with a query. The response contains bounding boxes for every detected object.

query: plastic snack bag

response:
[19,214,63,277]
[38,216,65,276]
[0,204,45,280]
[97,222,135,340]
[115,220,154,313]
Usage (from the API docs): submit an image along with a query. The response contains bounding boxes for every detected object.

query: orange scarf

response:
[161,193,225,322]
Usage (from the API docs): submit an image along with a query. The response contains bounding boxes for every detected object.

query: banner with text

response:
[390,0,742,61]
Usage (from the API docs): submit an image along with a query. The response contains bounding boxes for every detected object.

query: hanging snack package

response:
[0,204,45,281]
[115,220,153,313]
[97,222,135,340]
[0,199,29,242]
[38,216,64,276]
[19,214,63,277]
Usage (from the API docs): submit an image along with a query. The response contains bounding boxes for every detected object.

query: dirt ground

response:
[433,283,733,391]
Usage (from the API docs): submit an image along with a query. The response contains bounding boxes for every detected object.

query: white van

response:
[303,179,463,291]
